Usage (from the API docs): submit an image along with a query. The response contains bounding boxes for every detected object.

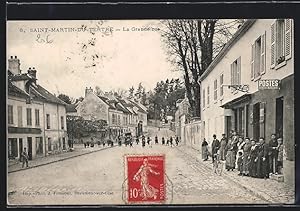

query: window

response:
[35,109,40,126]
[61,116,64,129]
[251,32,266,80]
[8,105,13,124]
[118,115,121,125]
[207,86,210,106]
[112,114,117,124]
[26,108,32,126]
[202,88,205,108]
[271,19,292,68]
[17,106,22,127]
[220,74,224,97]
[230,57,241,92]
[46,114,50,129]
[214,79,218,101]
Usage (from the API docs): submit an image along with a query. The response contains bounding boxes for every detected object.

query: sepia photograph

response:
[6,18,295,205]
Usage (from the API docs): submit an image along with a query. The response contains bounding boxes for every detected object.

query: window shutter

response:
[230,63,234,92]
[271,21,276,68]
[260,31,266,75]
[251,43,255,80]
[237,57,241,85]
[285,19,292,60]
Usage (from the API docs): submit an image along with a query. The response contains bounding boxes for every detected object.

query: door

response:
[225,116,232,138]
[8,138,18,159]
[19,138,23,161]
[253,103,260,142]
[27,137,33,160]
[276,97,284,138]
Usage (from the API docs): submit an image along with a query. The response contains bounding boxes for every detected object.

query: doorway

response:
[253,103,260,142]
[27,137,33,160]
[276,97,284,138]
[19,138,23,161]
[225,116,232,138]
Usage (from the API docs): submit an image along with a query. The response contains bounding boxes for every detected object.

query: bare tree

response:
[161,19,240,117]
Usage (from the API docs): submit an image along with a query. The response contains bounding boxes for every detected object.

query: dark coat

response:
[211,139,220,154]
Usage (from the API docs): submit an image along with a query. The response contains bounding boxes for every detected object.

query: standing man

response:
[211,134,220,163]
[268,134,278,174]
[170,137,173,147]
[21,147,29,168]
[155,136,158,144]
[256,137,270,179]
[175,136,179,146]
[219,134,228,161]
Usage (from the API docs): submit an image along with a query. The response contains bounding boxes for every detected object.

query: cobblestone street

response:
[7,128,287,205]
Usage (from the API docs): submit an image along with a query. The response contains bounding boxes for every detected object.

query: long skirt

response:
[249,158,257,177]
[242,152,250,175]
[202,146,209,160]
[225,150,236,169]
[219,146,226,161]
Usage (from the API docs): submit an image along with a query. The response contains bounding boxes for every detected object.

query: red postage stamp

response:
[125,155,165,203]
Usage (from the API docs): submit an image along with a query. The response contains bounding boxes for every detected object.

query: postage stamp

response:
[125,155,165,204]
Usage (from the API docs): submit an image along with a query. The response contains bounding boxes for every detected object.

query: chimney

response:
[85,87,93,97]
[28,67,37,80]
[8,55,21,75]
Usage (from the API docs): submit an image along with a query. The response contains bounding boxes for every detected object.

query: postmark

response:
[124,155,165,204]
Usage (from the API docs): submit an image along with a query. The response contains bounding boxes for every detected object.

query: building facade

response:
[7,56,69,162]
[199,19,294,186]
[75,87,148,140]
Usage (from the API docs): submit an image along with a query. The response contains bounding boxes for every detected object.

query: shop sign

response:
[258,79,280,90]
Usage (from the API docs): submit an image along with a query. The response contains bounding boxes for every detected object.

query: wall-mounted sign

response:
[258,79,280,90]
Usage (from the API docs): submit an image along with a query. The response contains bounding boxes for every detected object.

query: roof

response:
[32,84,67,105]
[129,100,147,114]
[8,82,30,98]
[66,104,77,113]
[199,20,256,82]
[9,73,31,81]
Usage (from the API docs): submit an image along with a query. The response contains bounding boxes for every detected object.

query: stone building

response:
[199,19,294,186]
[7,56,68,162]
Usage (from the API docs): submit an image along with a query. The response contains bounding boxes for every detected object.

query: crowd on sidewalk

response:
[201,131,284,179]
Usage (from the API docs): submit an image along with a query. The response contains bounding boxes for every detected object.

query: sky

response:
[7,20,182,98]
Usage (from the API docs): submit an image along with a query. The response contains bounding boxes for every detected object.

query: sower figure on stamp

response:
[133,158,160,200]
[21,147,29,168]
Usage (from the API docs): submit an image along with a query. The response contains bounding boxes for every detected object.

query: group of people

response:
[202,131,284,179]
[125,135,181,148]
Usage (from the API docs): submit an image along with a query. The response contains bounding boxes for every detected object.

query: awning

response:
[221,94,251,109]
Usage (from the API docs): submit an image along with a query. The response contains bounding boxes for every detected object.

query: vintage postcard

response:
[6,19,295,205]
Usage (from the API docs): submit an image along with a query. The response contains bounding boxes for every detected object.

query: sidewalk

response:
[8,144,115,173]
[177,145,295,204]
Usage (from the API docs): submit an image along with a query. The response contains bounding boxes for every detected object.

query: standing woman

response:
[219,134,228,161]
[225,138,238,171]
[242,137,252,176]
[249,139,258,177]
[201,138,209,161]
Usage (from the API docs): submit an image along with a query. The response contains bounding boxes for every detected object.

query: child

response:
[276,138,284,174]
[237,151,243,176]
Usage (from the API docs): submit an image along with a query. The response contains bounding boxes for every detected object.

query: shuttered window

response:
[202,88,205,108]
[214,79,218,101]
[230,57,241,92]
[251,32,266,80]
[8,105,13,124]
[220,74,224,97]
[207,86,210,106]
[26,108,32,126]
[18,106,22,127]
[271,19,292,68]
